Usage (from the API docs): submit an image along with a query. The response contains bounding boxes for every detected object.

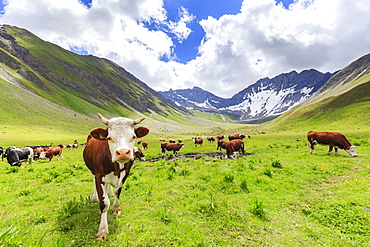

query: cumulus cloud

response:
[1,0,370,98]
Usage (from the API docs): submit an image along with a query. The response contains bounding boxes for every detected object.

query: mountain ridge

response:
[160,69,334,120]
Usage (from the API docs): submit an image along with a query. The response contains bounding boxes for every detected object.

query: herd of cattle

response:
[0,141,80,167]
[0,112,358,239]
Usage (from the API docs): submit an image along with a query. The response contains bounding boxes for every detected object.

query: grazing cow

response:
[228,134,246,141]
[207,136,215,143]
[0,146,3,160]
[33,147,44,160]
[83,114,149,239]
[177,139,182,143]
[6,147,34,166]
[134,147,146,161]
[307,131,357,156]
[192,137,203,147]
[141,141,148,150]
[40,147,63,161]
[161,142,184,155]
[225,140,245,159]
[216,135,225,140]
[169,139,176,143]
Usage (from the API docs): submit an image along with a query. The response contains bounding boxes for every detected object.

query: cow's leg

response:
[334,147,339,155]
[327,145,334,155]
[95,175,110,239]
[112,187,122,214]
[309,141,316,154]
[92,177,99,202]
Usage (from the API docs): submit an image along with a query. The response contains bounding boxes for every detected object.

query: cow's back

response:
[83,136,113,175]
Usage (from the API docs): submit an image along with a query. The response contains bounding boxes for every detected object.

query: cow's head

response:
[90,114,149,163]
[346,146,357,157]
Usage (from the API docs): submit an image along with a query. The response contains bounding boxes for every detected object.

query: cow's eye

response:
[131,136,136,142]
[106,137,114,142]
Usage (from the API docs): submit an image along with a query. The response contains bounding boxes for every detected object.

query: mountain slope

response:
[0,24,185,118]
[160,69,333,120]
[267,54,370,130]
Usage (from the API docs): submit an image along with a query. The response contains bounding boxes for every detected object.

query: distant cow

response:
[134,147,146,161]
[216,135,225,140]
[40,147,63,161]
[83,114,149,239]
[141,141,148,150]
[161,142,184,155]
[6,147,34,166]
[207,137,215,142]
[225,140,245,159]
[192,137,203,147]
[0,147,3,160]
[228,134,246,141]
[169,139,176,143]
[307,131,357,156]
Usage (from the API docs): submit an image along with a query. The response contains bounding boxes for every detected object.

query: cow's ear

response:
[90,128,109,140]
[135,127,149,138]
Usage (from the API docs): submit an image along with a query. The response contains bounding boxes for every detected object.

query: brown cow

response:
[216,135,225,140]
[228,134,246,141]
[33,147,44,160]
[134,147,146,161]
[192,137,203,146]
[40,147,63,161]
[207,136,215,142]
[83,114,149,239]
[161,142,184,155]
[225,140,245,159]
[307,131,357,156]
[141,141,148,150]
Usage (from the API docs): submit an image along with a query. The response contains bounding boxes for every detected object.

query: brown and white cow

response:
[83,114,149,239]
[141,141,148,150]
[225,139,245,159]
[307,131,357,156]
[228,133,246,141]
[40,147,63,162]
[192,137,203,147]
[133,146,146,161]
[161,142,184,155]
[216,135,225,140]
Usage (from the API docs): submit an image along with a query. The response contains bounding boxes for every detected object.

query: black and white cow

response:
[6,147,34,166]
[0,146,3,160]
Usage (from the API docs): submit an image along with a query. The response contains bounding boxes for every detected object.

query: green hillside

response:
[0,25,185,118]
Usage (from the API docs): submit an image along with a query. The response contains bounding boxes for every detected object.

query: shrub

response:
[250,199,267,220]
[271,158,282,168]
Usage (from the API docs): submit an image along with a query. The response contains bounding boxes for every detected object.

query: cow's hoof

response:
[112,209,121,215]
[96,232,108,240]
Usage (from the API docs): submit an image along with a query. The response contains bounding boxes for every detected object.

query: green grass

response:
[1,130,370,246]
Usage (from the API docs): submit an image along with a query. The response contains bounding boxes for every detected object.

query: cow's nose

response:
[115,149,131,161]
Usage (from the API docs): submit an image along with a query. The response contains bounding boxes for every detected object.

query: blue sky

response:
[1,0,370,98]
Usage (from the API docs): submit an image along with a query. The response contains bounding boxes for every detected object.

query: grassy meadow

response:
[1,126,370,246]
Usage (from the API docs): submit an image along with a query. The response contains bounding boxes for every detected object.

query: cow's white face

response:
[106,117,138,163]
[91,114,149,165]
[346,146,357,157]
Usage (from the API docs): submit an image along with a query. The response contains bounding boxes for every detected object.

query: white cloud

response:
[1,0,370,98]
[168,7,195,43]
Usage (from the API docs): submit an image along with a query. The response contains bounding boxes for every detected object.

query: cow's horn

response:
[98,113,109,125]
[133,117,145,125]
